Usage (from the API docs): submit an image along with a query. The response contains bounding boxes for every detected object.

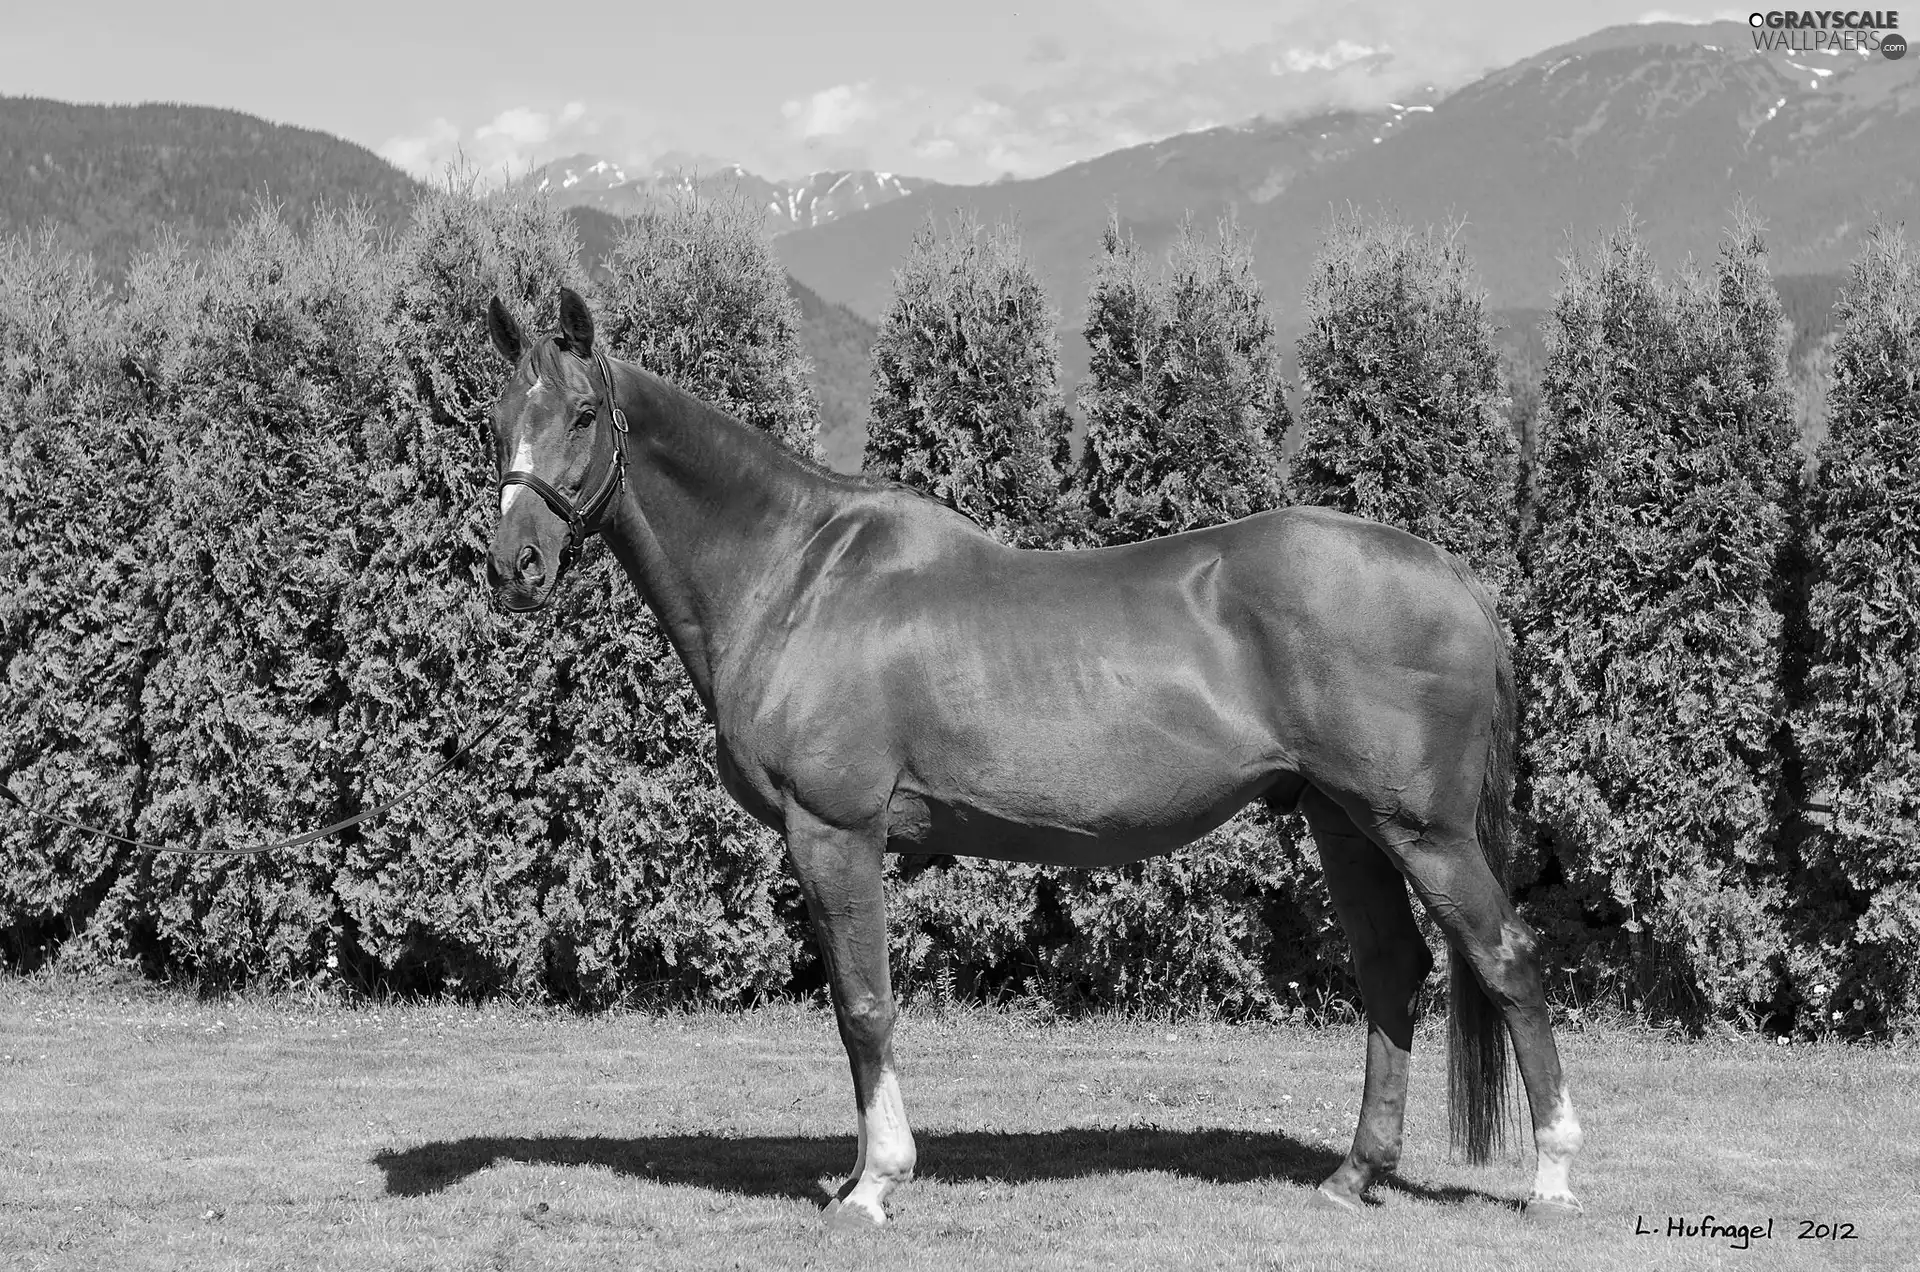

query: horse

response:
[480,288,1584,1229]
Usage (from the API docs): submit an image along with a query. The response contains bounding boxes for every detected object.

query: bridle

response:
[496,345,630,565]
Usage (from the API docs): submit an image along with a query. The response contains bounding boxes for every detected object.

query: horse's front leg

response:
[785,802,915,1228]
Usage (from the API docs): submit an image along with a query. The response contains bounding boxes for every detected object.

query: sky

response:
[5,2,1744,185]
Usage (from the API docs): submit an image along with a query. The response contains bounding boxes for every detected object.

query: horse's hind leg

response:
[1366,813,1583,1218]
[784,802,916,1228]
[1297,787,1434,1211]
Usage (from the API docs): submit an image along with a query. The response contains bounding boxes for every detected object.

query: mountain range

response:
[7,18,1906,463]
[0,96,419,282]
[565,205,875,470]
[767,20,1911,372]
[0,97,880,471]
[521,154,945,237]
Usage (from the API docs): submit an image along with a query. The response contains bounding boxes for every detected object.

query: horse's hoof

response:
[1313,1184,1365,1214]
[1524,1195,1583,1222]
[824,1199,887,1231]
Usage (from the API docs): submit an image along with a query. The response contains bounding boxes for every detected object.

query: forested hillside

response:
[569,205,875,471]
[0,96,422,280]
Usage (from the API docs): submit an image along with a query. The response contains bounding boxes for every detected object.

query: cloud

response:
[378,101,618,181]
[1028,34,1070,65]
[1635,7,1748,21]
[475,106,553,147]
[884,33,1408,181]
[756,5,1486,183]
[744,0,1687,183]
[782,83,879,138]
[1277,40,1385,74]
[378,117,461,174]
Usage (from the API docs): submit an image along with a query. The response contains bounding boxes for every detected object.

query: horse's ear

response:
[487,296,525,364]
[557,287,594,359]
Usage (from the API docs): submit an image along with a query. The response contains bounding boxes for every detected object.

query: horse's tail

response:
[1448,564,1518,1165]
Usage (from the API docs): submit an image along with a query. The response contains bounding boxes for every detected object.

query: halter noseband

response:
[497,346,630,560]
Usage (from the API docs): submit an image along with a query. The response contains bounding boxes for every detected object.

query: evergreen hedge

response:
[2,192,1918,1032]
[0,233,158,967]
[1794,224,1920,1033]
[540,193,820,1003]
[853,214,1062,1001]
[1290,214,1517,596]
[1520,220,1797,1024]
[1054,215,1333,1017]
[1077,215,1290,546]
[0,184,819,1002]
[864,215,1071,546]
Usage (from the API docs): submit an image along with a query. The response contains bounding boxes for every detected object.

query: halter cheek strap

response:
[497,348,630,558]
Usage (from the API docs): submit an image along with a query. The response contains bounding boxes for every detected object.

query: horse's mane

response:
[520,336,985,535]
[622,356,989,529]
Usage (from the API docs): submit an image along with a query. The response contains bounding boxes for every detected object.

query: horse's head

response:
[483,287,626,612]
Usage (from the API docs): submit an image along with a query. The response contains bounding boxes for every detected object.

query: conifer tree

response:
[853,215,1073,994]
[0,234,158,970]
[1045,214,1329,1015]
[1522,219,1796,1022]
[1795,224,1920,1032]
[334,179,589,995]
[597,194,819,458]
[537,191,821,1002]
[1077,214,1289,548]
[123,207,407,984]
[1290,214,1517,595]
[864,214,1071,547]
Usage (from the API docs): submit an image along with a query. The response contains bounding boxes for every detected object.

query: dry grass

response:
[1,973,1915,1271]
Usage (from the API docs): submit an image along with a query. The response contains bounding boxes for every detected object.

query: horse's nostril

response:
[518,545,541,579]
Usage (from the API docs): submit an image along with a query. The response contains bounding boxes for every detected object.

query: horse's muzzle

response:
[488,543,554,612]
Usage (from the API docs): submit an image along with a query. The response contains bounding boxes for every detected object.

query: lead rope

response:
[1,352,629,859]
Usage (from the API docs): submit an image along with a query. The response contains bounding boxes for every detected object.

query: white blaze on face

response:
[499,438,538,515]
[500,365,552,516]
[838,1067,916,1225]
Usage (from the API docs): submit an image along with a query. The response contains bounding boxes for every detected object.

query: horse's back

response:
[728,498,1503,859]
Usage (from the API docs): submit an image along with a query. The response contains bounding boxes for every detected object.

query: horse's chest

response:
[711,734,784,828]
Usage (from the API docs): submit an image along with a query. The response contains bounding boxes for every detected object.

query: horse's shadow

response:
[373,1126,1511,1211]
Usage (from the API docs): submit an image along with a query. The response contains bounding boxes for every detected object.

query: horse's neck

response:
[599,364,832,708]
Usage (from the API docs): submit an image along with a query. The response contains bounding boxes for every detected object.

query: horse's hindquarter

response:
[730,504,1500,864]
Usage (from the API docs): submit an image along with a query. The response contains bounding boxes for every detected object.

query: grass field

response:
[1,975,1915,1271]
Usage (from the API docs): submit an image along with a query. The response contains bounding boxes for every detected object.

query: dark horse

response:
[482,290,1583,1228]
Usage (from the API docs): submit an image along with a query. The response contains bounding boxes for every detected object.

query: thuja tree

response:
[0,234,159,970]
[597,193,819,459]
[333,179,588,995]
[1049,215,1333,1016]
[1290,214,1517,596]
[1522,220,1797,1024]
[854,214,1074,998]
[1077,214,1290,547]
[119,208,409,985]
[1285,213,1518,1008]
[1795,224,1920,1033]
[864,213,1072,547]
[536,192,823,1003]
